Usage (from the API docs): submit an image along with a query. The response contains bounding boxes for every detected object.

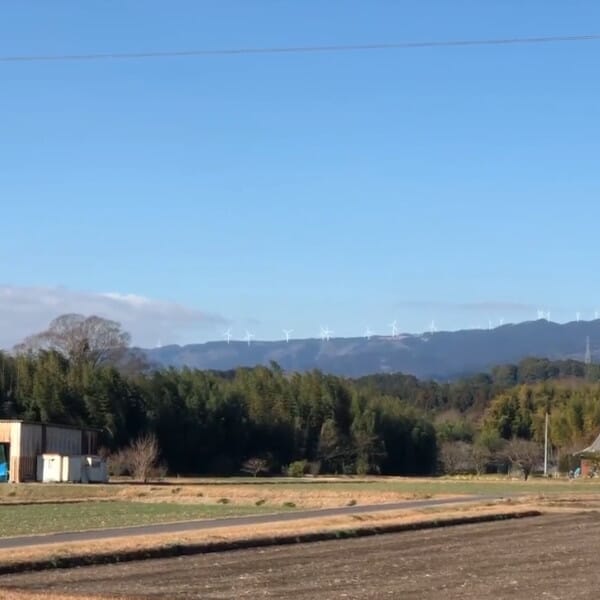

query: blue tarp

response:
[0,445,7,482]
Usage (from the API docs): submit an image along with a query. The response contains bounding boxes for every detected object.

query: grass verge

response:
[0,501,286,537]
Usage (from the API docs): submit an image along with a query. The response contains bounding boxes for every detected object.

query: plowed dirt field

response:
[3,512,598,599]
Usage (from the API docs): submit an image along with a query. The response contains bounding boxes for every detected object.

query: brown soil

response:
[2,512,599,599]
[0,501,524,570]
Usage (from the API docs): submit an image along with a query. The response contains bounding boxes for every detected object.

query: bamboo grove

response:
[2,346,600,476]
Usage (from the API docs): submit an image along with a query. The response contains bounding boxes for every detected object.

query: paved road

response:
[0,494,503,550]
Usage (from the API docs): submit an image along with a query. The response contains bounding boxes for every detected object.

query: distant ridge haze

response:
[143,319,600,380]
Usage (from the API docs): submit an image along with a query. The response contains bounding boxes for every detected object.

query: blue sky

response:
[1,2,600,346]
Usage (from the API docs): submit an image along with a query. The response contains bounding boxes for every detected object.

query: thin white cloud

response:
[0,285,228,349]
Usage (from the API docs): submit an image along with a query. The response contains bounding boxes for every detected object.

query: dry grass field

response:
[2,475,597,539]
[2,475,599,510]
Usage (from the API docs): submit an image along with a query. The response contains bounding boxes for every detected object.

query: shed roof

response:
[0,420,100,433]
[578,432,600,455]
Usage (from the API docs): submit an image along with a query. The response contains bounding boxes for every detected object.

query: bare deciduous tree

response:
[504,438,543,480]
[14,314,131,367]
[241,457,270,477]
[440,441,474,474]
[127,434,160,483]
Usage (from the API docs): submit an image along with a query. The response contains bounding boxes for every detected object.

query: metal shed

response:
[0,420,99,483]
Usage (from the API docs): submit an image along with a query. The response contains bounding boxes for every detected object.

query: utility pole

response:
[544,412,549,476]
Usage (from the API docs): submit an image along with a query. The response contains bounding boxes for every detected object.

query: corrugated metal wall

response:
[82,430,99,455]
[17,423,42,482]
[15,457,36,482]
[19,423,43,457]
[45,426,81,455]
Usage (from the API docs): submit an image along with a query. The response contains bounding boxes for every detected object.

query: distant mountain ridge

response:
[142,319,600,380]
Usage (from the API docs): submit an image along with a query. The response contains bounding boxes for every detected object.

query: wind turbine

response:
[223,329,233,344]
[283,329,294,343]
[546,311,551,321]
[499,318,505,326]
[576,312,581,323]
[429,320,437,334]
[389,320,398,338]
[537,309,544,320]
[244,330,255,346]
[320,326,333,341]
[364,327,373,340]
[595,310,599,320]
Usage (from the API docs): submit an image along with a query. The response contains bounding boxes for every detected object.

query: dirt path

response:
[2,512,599,599]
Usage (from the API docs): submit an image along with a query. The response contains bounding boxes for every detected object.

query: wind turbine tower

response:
[283,329,294,343]
[244,331,255,346]
[389,320,398,339]
[223,329,233,344]
[364,327,373,340]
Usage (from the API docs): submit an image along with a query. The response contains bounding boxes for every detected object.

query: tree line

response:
[356,357,600,415]
[358,357,600,476]
[0,336,436,476]
[5,314,600,478]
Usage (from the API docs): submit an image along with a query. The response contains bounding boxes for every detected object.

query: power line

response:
[1,33,600,63]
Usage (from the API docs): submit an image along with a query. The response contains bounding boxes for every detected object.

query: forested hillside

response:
[359,358,600,474]
[144,319,600,379]
[355,357,600,414]
[4,314,600,478]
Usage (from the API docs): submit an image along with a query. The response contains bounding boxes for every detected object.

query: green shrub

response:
[217,497,230,504]
[355,458,370,476]
[287,460,308,478]
[255,498,266,506]
[346,499,357,506]
[283,501,296,508]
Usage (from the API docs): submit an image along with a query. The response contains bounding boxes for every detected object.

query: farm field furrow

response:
[2,512,599,599]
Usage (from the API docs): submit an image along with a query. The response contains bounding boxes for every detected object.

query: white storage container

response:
[61,455,83,483]
[36,454,62,482]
